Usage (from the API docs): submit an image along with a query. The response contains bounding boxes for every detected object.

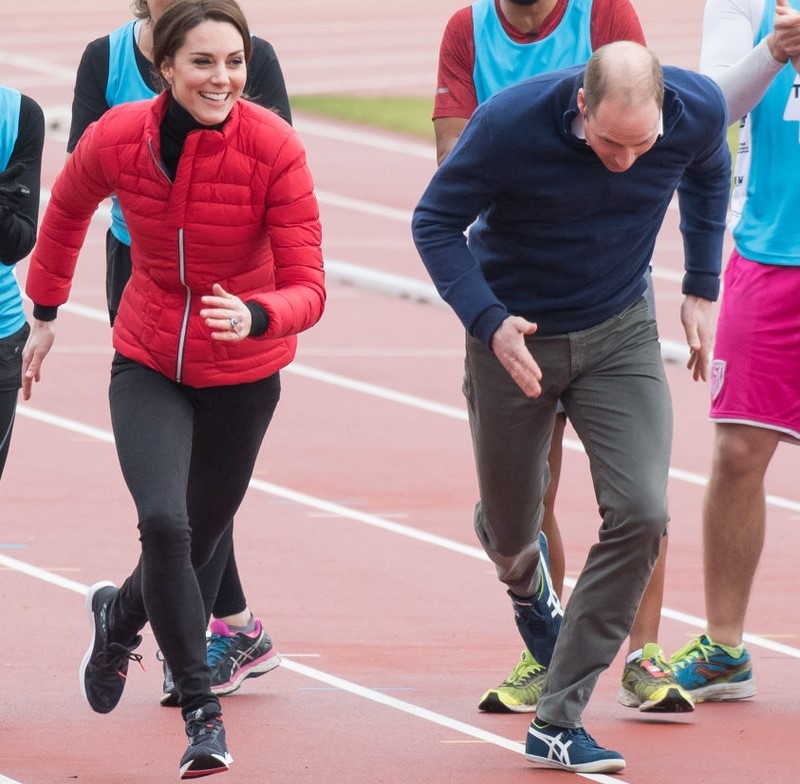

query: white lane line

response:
[13,405,800,662]
[0,549,627,784]
[26,296,800,518]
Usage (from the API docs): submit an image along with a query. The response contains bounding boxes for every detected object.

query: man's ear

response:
[576,88,587,118]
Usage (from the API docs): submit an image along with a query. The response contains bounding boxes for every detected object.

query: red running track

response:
[1,1,798,782]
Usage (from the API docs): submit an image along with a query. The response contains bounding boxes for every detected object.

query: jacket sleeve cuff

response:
[681,271,720,302]
[472,304,508,347]
[32,304,58,321]
[245,302,269,337]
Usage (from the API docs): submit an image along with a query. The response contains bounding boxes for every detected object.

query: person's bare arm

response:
[434,116,468,166]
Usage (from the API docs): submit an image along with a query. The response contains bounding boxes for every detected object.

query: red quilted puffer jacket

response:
[27,91,325,387]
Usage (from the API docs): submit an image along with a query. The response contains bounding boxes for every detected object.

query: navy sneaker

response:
[79,581,142,714]
[509,531,563,667]
[525,720,626,774]
[179,702,233,779]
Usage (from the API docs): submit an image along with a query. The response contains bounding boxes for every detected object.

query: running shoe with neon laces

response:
[525,720,626,774]
[669,634,755,701]
[79,581,143,714]
[478,649,546,713]
[207,619,280,696]
[509,531,563,668]
[617,642,694,712]
[179,702,233,779]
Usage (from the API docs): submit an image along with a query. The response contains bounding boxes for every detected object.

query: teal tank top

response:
[732,0,800,266]
[471,0,593,104]
[106,21,158,246]
[0,86,26,338]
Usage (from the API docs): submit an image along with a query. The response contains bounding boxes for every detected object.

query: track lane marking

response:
[12,405,800,661]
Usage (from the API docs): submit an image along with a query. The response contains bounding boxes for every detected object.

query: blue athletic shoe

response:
[508,531,563,667]
[669,634,755,702]
[525,720,626,774]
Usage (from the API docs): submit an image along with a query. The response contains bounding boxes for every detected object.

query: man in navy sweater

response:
[412,41,730,773]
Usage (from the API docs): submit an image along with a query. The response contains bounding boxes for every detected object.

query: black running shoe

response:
[79,581,142,714]
[179,703,233,779]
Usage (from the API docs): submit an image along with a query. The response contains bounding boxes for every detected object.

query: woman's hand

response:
[200,283,251,341]
[21,319,56,400]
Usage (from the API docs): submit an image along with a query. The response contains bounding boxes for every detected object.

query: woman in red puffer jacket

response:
[22,0,324,777]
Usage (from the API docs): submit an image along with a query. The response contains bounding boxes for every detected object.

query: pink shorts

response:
[709,250,800,442]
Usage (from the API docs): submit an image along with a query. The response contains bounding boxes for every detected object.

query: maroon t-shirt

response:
[433,0,647,119]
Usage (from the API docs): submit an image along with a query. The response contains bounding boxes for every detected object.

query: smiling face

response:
[578,88,661,173]
[159,19,246,126]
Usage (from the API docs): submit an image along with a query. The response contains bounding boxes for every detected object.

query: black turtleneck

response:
[159,94,225,181]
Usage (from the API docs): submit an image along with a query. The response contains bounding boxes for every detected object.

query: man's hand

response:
[681,295,717,382]
[490,315,542,396]
[771,0,800,68]
[21,319,56,400]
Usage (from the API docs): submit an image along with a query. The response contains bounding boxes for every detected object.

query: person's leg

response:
[541,412,567,596]
[158,523,246,707]
[0,388,17,479]
[669,424,778,701]
[106,357,212,714]
[626,259,665,653]
[616,531,694,713]
[670,251,799,700]
[185,373,280,575]
[704,423,779,644]
[202,526,246,622]
[609,267,693,712]
[535,299,670,728]
[467,328,568,714]
[187,455,283,703]
[0,323,29,481]
[107,363,278,714]
[464,333,562,604]
[465,331,569,659]
[184,374,282,695]
[627,534,667,651]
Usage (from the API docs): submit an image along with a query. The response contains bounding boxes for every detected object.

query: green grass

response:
[289,94,435,141]
[289,94,740,176]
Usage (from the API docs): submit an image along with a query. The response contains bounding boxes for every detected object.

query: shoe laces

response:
[637,643,669,671]
[504,651,546,686]
[670,636,714,670]
[97,641,144,679]
[186,708,224,742]
[206,633,233,668]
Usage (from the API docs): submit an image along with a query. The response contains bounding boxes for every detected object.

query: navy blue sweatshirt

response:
[412,65,730,346]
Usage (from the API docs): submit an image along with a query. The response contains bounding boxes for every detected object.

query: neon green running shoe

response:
[478,649,546,713]
[617,642,694,712]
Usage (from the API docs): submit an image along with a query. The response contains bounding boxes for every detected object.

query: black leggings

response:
[105,355,280,717]
[0,323,29,482]
[0,388,17,479]
[197,522,247,620]
[106,235,248,623]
